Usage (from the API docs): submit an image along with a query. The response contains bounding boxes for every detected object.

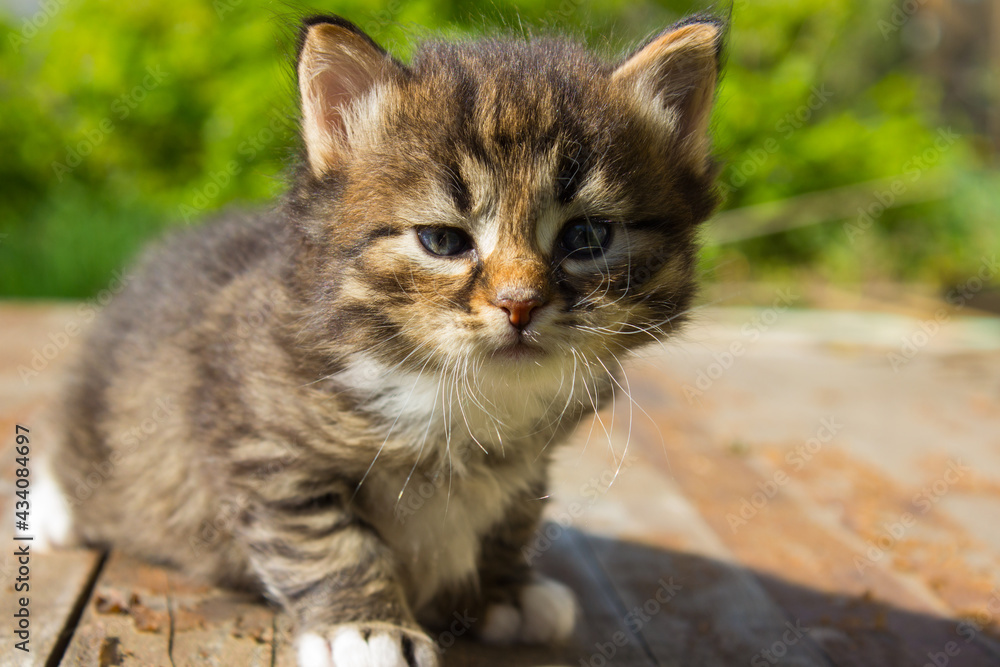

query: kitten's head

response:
[289,15,723,380]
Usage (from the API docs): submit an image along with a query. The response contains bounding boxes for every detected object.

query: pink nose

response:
[494,291,545,330]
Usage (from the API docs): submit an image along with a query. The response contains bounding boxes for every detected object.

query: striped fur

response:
[46,14,724,666]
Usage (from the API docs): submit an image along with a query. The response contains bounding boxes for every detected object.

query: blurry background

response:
[1,0,997,304]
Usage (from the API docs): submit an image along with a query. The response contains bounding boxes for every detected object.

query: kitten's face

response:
[292,19,722,379]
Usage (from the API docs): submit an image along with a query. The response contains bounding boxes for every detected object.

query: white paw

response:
[478,604,521,644]
[519,577,577,642]
[27,461,73,552]
[480,577,577,644]
[297,624,439,667]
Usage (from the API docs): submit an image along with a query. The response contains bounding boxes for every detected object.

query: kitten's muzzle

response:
[493,288,546,330]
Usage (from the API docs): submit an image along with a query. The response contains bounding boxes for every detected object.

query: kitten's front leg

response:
[238,489,439,667]
[452,491,578,645]
[478,536,578,644]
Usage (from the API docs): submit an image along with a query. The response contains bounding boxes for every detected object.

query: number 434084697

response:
[15,425,29,524]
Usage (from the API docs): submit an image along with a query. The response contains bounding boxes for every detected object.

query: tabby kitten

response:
[37,13,724,666]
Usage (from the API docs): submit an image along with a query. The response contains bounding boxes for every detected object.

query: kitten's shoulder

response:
[86,209,293,358]
[134,209,291,296]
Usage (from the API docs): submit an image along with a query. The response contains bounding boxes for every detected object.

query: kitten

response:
[35,13,724,666]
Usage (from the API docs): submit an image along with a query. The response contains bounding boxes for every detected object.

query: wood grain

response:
[1,304,998,666]
[59,552,173,665]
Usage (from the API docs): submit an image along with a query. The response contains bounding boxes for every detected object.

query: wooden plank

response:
[549,427,832,666]
[0,305,84,416]
[166,570,274,667]
[444,526,654,666]
[3,303,998,664]
[620,359,1000,665]
[536,527,655,667]
[273,522,654,666]
[53,552,278,667]
[60,551,173,665]
[0,548,103,666]
[634,309,1000,658]
[272,613,296,667]
[0,404,106,665]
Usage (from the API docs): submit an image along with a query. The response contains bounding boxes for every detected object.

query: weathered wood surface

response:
[0,305,107,666]
[0,547,102,667]
[1,302,998,666]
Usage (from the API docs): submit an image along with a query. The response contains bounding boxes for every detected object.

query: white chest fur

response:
[333,352,590,452]
[363,459,534,610]
[336,353,583,608]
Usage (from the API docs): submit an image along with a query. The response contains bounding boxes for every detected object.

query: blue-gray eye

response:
[417,227,472,256]
[561,219,611,257]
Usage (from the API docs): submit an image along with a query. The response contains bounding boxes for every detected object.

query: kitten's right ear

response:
[613,17,725,170]
[297,16,406,177]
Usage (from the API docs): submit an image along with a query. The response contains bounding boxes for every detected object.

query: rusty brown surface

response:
[1,303,998,666]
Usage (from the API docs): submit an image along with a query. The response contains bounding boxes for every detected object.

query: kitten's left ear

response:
[296,16,407,177]
[613,17,725,165]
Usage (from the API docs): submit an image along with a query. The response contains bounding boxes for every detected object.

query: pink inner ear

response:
[613,23,719,142]
[313,70,348,143]
[310,54,377,142]
[299,25,390,175]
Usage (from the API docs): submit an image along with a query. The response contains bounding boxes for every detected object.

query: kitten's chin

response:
[489,341,545,362]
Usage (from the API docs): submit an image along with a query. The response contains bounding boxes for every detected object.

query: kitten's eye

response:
[417,227,473,257]
[560,219,611,258]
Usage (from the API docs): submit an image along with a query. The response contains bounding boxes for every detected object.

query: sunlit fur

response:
[44,14,724,664]
[292,35,721,385]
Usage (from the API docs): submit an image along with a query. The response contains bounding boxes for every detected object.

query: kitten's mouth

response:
[491,341,544,361]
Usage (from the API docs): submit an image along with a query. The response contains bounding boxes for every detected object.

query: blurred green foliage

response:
[1,0,996,297]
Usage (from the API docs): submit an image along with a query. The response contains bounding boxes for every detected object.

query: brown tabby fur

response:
[46,12,725,664]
